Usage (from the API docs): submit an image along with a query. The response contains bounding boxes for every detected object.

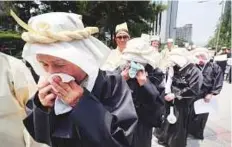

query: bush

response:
[0,31,24,58]
[0,31,21,39]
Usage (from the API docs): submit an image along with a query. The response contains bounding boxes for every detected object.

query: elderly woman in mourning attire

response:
[11,11,138,147]
[157,48,203,147]
[101,22,130,71]
[115,38,165,147]
[188,48,224,140]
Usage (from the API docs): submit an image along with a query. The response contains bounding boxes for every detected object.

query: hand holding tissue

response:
[128,61,145,78]
[48,73,75,115]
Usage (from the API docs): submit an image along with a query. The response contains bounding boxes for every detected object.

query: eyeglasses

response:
[116,35,129,40]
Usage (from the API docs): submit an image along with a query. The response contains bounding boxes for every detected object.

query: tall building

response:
[176,24,193,43]
[159,1,179,43]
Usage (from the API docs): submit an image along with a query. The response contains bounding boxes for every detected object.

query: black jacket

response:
[117,65,165,128]
[161,64,203,147]
[171,63,203,105]
[197,61,224,97]
[24,70,138,147]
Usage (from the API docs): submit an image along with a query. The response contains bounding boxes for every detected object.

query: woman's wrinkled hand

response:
[136,70,147,86]
[121,67,130,81]
[164,93,175,102]
[51,76,84,107]
[38,78,56,108]
[204,94,213,103]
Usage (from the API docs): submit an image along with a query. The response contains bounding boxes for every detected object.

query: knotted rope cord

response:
[10,10,99,44]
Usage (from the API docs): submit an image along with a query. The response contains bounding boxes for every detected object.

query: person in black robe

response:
[188,48,224,139]
[115,38,165,147]
[157,48,203,147]
[24,70,138,147]
[11,12,138,147]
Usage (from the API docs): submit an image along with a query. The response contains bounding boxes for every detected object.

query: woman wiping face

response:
[11,11,138,147]
[37,54,87,83]
[36,54,87,107]
[116,38,165,147]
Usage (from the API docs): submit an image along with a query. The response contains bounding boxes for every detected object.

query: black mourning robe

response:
[116,65,165,147]
[158,63,203,147]
[23,70,138,147]
[227,65,232,83]
[215,60,227,75]
[226,53,232,83]
[188,61,224,139]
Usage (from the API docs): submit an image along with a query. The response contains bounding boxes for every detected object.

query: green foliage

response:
[207,1,231,50]
[1,1,167,51]
[0,31,24,56]
[0,31,21,39]
[175,38,187,47]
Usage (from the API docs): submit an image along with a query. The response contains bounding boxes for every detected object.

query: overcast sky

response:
[176,0,222,46]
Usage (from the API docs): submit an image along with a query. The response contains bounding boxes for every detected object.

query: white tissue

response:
[48,73,75,83]
[48,73,75,115]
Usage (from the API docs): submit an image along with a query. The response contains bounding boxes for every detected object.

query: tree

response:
[149,3,167,35]
[207,1,231,50]
[75,1,166,47]
[175,38,187,47]
[2,1,166,47]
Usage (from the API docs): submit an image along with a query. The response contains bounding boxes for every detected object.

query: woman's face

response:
[167,42,173,49]
[36,54,87,83]
[115,31,130,50]
[196,54,207,65]
[151,40,159,48]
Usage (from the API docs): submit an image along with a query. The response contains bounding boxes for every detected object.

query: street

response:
[152,82,232,147]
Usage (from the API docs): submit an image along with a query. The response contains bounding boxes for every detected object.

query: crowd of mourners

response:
[1,11,229,147]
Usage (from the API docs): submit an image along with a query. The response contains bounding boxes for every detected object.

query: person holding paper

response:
[188,48,224,140]
[116,38,165,147]
[157,48,203,147]
[11,11,138,147]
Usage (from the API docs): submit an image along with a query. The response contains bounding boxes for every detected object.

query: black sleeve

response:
[179,67,203,98]
[24,75,138,147]
[211,63,224,95]
[136,79,165,127]
[69,76,138,147]
[138,79,160,103]
[23,94,52,145]
[147,68,165,87]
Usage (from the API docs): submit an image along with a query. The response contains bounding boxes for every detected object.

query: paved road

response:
[152,82,232,147]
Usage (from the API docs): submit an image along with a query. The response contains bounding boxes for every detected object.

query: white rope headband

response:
[10,10,99,44]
